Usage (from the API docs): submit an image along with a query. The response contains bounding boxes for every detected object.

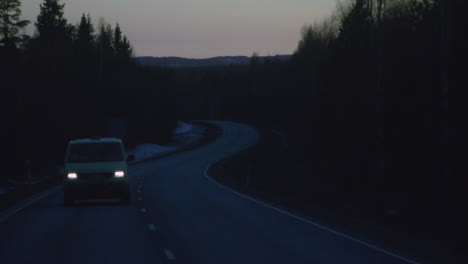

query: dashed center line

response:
[140,208,147,213]
[164,249,176,261]
[147,224,156,231]
[138,197,142,201]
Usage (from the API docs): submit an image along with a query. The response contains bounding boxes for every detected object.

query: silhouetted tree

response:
[336,0,373,57]
[0,0,30,185]
[35,0,71,40]
[112,23,122,49]
[112,23,122,51]
[32,0,74,75]
[121,36,133,58]
[96,18,113,76]
[75,13,95,56]
[113,23,133,64]
[0,0,30,48]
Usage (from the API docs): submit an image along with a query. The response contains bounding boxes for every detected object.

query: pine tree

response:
[121,36,133,58]
[0,0,30,47]
[97,19,113,55]
[73,13,96,78]
[113,23,122,53]
[113,23,132,60]
[76,13,94,54]
[35,0,68,40]
[33,0,73,74]
[96,18,114,76]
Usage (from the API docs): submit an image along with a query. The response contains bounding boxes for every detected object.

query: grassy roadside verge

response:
[208,127,465,264]
[0,122,222,213]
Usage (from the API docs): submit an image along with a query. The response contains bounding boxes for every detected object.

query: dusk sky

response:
[22,0,336,58]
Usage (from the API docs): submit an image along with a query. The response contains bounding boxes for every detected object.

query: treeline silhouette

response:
[1,0,176,183]
[292,0,465,244]
[173,0,465,248]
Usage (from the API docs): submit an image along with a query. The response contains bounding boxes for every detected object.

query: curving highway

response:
[0,121,419,264]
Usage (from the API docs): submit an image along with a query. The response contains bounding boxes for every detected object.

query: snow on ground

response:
[127,143,176,163]
[174,121,193,135]
[126,121,197,164]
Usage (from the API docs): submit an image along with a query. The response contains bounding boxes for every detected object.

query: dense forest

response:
[294,0,465,245]
[1,0,177,183]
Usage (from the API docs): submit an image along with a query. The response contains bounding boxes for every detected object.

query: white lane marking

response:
[164,249,176,261]
[0,185,62,223]
[138,197,142,201]
[204,164,420,264]
[137,190,142,193]
[141,208,147,213]
[147,224,156,231]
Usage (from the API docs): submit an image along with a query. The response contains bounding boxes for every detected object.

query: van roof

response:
[70,138,122,144]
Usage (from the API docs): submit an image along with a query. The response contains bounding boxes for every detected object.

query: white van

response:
[64,138,130,205]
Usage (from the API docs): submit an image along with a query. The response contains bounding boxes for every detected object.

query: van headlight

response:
[67,172,78,179]
[114,171,125,178]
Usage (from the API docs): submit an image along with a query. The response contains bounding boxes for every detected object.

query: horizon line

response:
[135,54,293,59]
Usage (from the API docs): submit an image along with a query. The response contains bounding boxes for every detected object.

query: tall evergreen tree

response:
[113,23,132,60]
[97,19,113,54]
[96,19,113,76]
[33,0,74,74]
[112,23,122,53]
[35,0,69,40]
[122,36,133,58]
[73,13,95,83]
[76,13,94,54]
[121,35,133,58]
[0,0,30,48]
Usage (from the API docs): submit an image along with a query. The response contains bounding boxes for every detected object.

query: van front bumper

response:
[64,181,129,199]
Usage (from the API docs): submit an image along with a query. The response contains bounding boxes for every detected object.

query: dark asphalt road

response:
[0,121,419,264]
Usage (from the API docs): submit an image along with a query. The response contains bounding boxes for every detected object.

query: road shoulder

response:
[206,126,463,264]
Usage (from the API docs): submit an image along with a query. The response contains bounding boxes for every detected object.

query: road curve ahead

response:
[0,121,418,264]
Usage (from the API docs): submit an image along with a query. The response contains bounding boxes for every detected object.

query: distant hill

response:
[135,55,292,69]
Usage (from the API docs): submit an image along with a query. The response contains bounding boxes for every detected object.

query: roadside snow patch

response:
[127,143,176,162]
[126,121,196,164]
[174,121,192,135]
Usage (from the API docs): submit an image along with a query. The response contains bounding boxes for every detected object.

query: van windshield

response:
[67,142,124,163]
